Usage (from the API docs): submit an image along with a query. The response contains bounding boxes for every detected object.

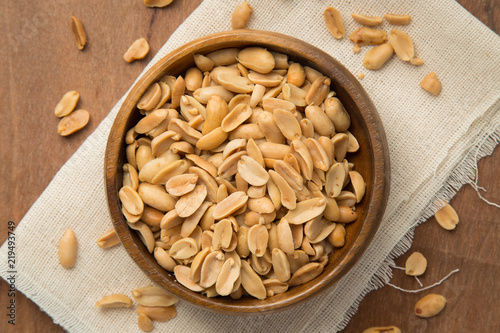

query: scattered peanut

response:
[434,201,459,230]
[410,58,424,66]
[97,229,121,248]
[58,228,77,269]
[70,16,87,50]
[351,13,383,27]
[57,109,90,136]
[138,313,154,332]
[363,327,401,333]
[324,7,345,39]
[420,72,442,96]
[384,13,412,26]
[143,0,173,8]
[231,2,253,29]
[95,294,133,308]
[363,43,394,70]
[415,294,447,318]
[350,27,387,46]
[54,91,80,117]
[124,38,150,63]
[405,251,427,276]
[388,29,414,62]
[136,305,177,322]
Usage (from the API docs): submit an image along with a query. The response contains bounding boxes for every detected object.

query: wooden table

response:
[1,1,498,332]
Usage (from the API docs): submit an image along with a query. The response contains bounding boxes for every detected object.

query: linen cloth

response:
[1,0,499,332]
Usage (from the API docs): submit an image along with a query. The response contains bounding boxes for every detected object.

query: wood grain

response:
[0,0,498,331]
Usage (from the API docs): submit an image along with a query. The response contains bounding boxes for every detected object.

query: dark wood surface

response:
[0,0,498,332]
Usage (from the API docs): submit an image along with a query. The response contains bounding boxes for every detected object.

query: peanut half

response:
[57,110,90,136]
[59,228,77,269]
[54,91,80,117]
[363,327,401,333]
[324,7,345,39]
[415,294,447,318]
[350,27,387,46]
[124,38,150,63]
[434,201,459,230]
[388,29,414,61]
[143,0,173,8]
[405,251,427,276]
[131,286,178,307]
[351,13,383,26]
[96,229,120,248]
[363,43,394,70]
[95,294,133,308]
[70,16,86,50]
[384,13,412,25]
[231,2,253,29]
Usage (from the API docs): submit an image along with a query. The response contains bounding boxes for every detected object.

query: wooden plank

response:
[0,0,498,332]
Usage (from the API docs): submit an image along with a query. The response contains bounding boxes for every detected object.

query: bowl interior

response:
[105,29,390,314]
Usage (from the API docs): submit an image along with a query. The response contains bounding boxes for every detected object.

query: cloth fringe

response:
[331,125,500,332]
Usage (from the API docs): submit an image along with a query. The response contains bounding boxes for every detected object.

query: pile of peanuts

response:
[118,45,366,300]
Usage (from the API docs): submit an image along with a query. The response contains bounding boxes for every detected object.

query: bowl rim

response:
[105,29,390,314]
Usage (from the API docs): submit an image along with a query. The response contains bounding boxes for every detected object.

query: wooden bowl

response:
[105,30,390,314]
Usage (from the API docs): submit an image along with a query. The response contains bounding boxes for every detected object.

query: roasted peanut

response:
[324,7,345,39]
[57,110,89,136]
[388,29,414,61]
[54,91,80,117]
[415,294,447,318]
[231,2,253,29]
[420,72,442,96]
[143,0,173,8]
[384,13,412,25]
[350,27,387,46]
[70,16,86,50]
[124,38,150,63]
[363,43,394,70]
[351,13,383,26]
[59,228,77,269]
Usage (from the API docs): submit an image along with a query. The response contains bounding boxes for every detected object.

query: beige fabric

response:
[1,1,499,332]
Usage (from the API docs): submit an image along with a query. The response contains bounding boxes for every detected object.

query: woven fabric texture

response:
[1,0,499,332]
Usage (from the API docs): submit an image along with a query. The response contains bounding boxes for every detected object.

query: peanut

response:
[420,72,442,96]
[70,16,86,50]
[124,38,150,63]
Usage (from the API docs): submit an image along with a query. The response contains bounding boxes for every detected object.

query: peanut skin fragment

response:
[420,72,442,96]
